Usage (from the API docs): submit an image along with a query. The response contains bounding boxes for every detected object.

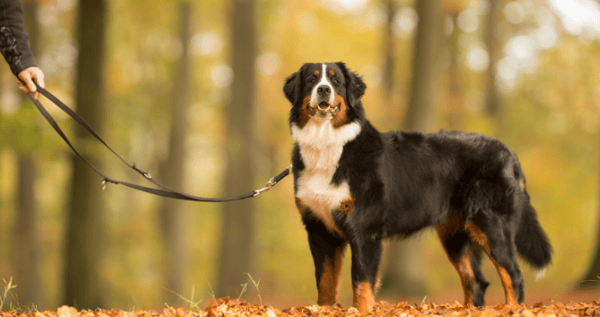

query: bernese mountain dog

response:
[283,62,552,313]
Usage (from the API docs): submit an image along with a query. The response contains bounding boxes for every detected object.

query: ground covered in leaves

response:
[3,298,600,317]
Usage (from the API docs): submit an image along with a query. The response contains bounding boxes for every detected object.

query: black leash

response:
[27,85,292,202]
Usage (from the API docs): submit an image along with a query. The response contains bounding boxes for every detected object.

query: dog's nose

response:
[317,85,331,97]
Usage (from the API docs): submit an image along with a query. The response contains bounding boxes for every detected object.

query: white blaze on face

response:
[309,63,335,107]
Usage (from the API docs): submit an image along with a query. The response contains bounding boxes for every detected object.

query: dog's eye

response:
[309,78,316,83]
[332,78,340,84]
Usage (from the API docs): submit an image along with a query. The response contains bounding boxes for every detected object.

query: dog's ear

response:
[283,69,302,106]
[337,62,366,105]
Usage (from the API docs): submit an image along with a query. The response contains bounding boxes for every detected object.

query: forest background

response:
[1,0,600,311]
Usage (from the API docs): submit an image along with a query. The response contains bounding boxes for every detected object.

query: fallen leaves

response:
[2,298,600,317]
[57,306,79,317]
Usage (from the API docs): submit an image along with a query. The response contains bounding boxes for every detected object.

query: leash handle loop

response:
[29,85,291,202]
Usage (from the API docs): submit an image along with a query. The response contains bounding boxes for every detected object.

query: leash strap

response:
[28,85,292,202]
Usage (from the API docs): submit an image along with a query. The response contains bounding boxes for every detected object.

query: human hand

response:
[17,66,45,100]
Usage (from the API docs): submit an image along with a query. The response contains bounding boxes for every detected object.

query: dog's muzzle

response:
[309,102,340,118]
[309,96,340,118]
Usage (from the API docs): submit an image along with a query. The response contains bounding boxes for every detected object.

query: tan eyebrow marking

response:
[314,70,320,76]
[329,70,335,76]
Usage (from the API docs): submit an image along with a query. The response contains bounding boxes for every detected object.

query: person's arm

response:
[0,0,36,75]
[0,0,43,98]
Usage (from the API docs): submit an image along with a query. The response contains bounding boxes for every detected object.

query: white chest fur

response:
[291,120,361,234]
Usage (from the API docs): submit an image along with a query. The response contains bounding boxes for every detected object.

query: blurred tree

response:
[63,0,107,309]
[382,0,396,107]
[216,0,257,297]
[0,150,2,273]
[443,0,466,129]
[380,0,442,298]
[579,181,600,288]
[403,0,442,132]
[13,0,43,308]
[160,1,192,304]
[484,0,502,120]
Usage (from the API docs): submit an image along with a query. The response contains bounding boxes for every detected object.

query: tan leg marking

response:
[317,245,346,305]
[374,270,381,294]
[492,260,518,305]
[352,281,374,314]
[436,220,476,305]
[464,220,518,305]
[464,221,491,254]
[455,246,476,304]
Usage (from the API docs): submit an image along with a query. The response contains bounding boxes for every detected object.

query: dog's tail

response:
[515,200,552,280]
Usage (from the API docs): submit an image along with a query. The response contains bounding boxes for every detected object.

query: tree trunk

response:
[445,9,464,129]
[63,0,107,309]
[14,156,41,307]
[380,0,441,298]
[579,155,600,288]
[216,0,257,297]
[580,216,600,287]
[382,0,395,107]
[484,0,502,119]
[13,0,43,308]
[160,1,192,304]
[403,0,441,133]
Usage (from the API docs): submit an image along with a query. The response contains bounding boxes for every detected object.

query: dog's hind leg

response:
[465,218,524,305]
[349,237,383,313]
[470,247,489,307]
[436,218,478,305]
[306,224,347,306]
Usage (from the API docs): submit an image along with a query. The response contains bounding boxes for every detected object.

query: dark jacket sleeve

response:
[0,0,36,76]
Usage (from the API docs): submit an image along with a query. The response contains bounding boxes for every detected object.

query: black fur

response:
[516,196,553,268]
[284,62,552,311]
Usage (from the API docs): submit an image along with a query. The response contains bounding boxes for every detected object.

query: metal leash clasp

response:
[253,164,292,197]
[253,177,276,196]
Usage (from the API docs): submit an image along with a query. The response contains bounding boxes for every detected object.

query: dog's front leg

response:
[350,237,383,313]
[307,226,347,306]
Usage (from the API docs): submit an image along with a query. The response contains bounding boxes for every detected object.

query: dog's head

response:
[284,62,366,128]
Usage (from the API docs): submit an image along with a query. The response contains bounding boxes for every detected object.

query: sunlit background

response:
[1,0,600,311]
